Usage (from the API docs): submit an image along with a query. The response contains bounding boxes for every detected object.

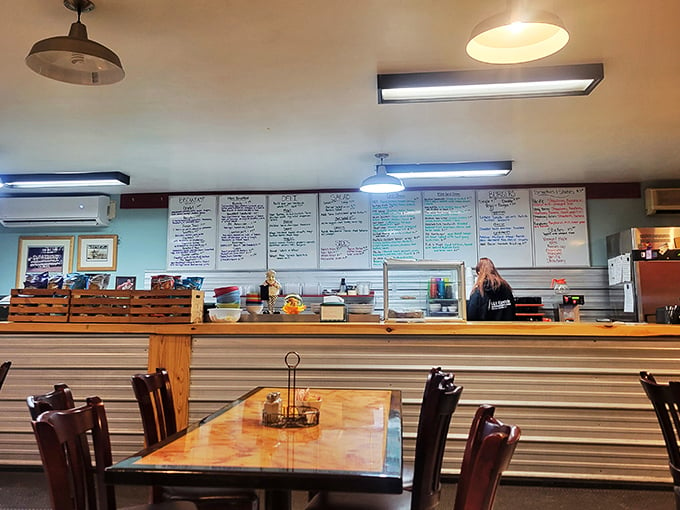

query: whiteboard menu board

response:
[531,187,589,266]
[167,195,217,270]
[319,192,371,269]
[422,190,477,268]
[371,192,424,268]
[217,195,267,270]
[164,187,589,271]
[476,189,532,267]
[267,193,319,269]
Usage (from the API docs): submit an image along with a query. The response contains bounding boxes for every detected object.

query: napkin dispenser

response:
[320,295,347,322]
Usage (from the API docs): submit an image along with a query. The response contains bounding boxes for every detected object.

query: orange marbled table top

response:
[106,387,402,495]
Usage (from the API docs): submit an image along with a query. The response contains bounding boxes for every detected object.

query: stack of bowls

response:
[214,286,241,308]
[245,293,264,315]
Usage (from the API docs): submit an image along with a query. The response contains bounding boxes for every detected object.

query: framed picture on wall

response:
[76,235,118,271]
[16,236,74,287]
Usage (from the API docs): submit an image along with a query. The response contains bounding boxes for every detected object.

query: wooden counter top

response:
[0,320,678,337]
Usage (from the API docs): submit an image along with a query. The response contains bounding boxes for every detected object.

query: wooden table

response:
[106,387,402,510]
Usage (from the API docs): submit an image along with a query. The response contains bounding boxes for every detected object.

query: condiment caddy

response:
[261,351,320,428]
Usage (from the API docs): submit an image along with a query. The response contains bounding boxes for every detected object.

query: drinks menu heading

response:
[167,187,589,270]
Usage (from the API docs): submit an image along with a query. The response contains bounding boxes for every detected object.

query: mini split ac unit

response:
[0,195,112,228]
[645,188,680,215]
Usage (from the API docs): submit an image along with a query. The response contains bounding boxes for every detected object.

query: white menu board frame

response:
[267,193,319,269]
[531,187,589,266]
[217,195,267,270]
[371,191,424,268]
[167,195,217,270]
[422,190,478,268]
[319,192,371,269]
[476,189,532,267]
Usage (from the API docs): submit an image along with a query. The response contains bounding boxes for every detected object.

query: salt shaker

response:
[263,391,281,419]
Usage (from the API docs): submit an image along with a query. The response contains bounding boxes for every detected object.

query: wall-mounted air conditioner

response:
[0,195,113,228]
[645,188,680,215]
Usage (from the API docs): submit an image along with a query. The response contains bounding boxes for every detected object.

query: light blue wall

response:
[1,197,678,295]
[0,207,168,294]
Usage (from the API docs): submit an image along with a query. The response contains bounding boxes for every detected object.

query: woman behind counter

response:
[467,257,516,321]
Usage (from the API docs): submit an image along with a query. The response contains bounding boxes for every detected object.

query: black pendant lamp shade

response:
[26,0,124,86]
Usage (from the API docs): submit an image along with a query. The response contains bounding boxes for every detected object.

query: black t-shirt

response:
[467,282,516,321]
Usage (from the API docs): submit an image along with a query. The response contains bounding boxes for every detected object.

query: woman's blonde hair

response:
[473,257,512,296]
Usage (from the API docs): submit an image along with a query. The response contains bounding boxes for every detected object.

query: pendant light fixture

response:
[26,0,124,86]
[360,154,405,194]
[466,0,569,64]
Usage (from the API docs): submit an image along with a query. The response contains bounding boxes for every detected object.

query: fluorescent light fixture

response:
[1,171,130,189]
[466,4,569,64]
[385,161,512,179]
[377,63,603,103]
[360,153,405,193]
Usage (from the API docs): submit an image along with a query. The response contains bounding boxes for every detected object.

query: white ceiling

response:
[1,0,679,196]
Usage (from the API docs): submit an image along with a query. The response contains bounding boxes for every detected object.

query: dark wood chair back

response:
[131,368,178,447]
[640,370,680,507]
[0,360,11,391]
[32,396,121,510]
[453,405,521,510]
[411,368,463,510]
[27,383,76,419]
[130,369,259,509]
[32,396,195,510]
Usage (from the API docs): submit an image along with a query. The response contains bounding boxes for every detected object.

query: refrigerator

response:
[606,227,680,322]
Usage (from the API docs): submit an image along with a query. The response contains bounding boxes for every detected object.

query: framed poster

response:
[76,235,118,271]
[16,236,74,287]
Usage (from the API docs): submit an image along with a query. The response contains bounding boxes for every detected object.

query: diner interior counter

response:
[0,320,678,486]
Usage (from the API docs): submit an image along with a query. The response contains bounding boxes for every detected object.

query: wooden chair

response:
[131,368,259,510]
[452,405,521,510]
[639,371,680,510]
[0,360,11,391]
[402,367,458,491]
[31,395,196,510]
[305,368,463,510]
[27,382,76,419]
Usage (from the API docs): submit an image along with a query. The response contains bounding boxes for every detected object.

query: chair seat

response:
[306,491,411,510]
[161,485,258,510]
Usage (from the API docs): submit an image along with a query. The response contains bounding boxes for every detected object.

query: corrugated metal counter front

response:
[0,321,678,485]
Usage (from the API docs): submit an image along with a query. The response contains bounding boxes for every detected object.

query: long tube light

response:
[377,63,604,103]
[385,161,512,179]
[0,171,130,189]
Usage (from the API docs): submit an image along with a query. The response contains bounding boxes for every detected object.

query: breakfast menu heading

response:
[166,187,589,270]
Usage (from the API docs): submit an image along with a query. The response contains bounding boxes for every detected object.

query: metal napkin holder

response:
[262,351,319,428]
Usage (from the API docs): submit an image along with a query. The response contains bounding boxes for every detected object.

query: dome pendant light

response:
[26,0,124,85]
[466,0,569,64]
[360,153,405,194]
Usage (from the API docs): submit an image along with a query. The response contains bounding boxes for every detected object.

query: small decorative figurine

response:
[261,269,282,314]
[282,294,306,314]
